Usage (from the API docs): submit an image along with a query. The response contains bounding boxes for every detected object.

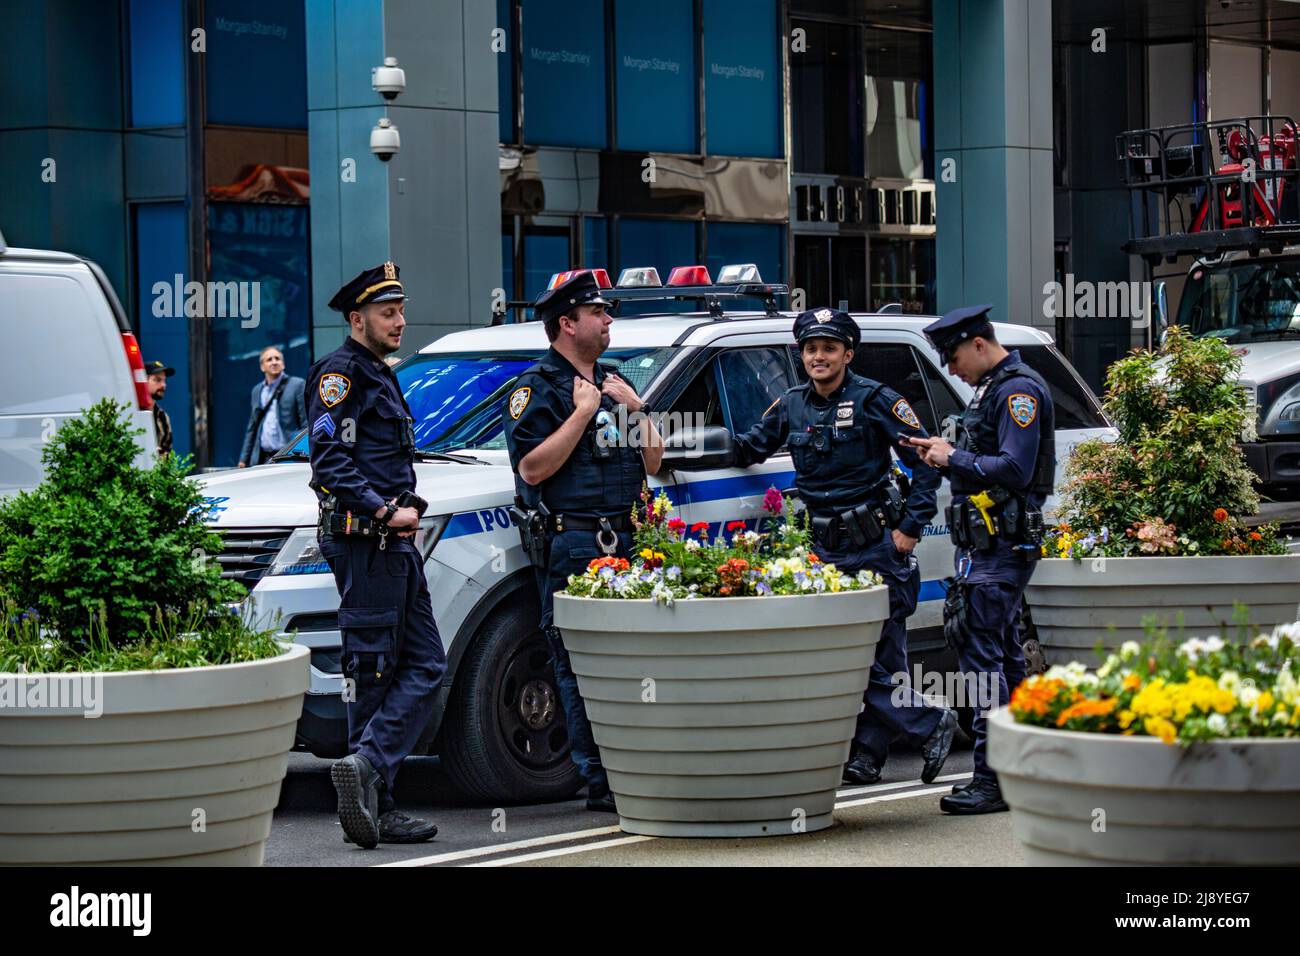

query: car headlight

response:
[1280,401,1300,422]
[267,514,452,576]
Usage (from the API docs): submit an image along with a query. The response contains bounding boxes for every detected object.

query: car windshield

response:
[1177,257,1300,343]
[1015,345,1108,430]
[272,347,678,459]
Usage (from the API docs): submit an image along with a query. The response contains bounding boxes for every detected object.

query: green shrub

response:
[1048,326,1285,558]
[0,399,243,649]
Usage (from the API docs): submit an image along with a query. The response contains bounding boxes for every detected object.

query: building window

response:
[497,0,516,144]
[203,0,307,129]
[133,203,190,458]
[869,237,934,313]
[128,0,184,127]
[790,19,863,176]
[614,0,696,153]
[521,0,608,148]
[703,0,782,158]
[864,27,931,180]
[705,221,785,284]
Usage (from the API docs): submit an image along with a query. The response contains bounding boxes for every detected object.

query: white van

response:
[199,272,1112,804]
[0,230,157,494]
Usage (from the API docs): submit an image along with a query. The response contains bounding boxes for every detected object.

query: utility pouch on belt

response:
[881,483,905,529]
[842,502,884,548]
[510,497,549,568]
[942,577,970,650]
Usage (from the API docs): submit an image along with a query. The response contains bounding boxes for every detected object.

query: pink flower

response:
[762,487,784,514]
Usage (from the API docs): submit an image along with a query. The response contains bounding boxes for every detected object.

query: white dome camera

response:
[372,56,406,100]
[370,117,400,162]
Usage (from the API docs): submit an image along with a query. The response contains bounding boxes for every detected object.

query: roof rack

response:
[490,282,790,324]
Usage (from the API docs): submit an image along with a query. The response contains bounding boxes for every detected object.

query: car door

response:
[656,340,799,534]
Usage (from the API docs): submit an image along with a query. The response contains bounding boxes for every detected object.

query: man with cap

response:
[307,261,447,848]
[503,270,663,813]
[907,305,1055,814]
[728,308,958,787]
[144,360,174,458]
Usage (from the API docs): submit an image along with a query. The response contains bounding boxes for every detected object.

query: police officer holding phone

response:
[908,305,1055,815]
[729,308,958,786]
[308,262,446,848]
[504,271,663,813]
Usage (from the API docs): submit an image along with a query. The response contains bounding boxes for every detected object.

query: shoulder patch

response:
[509,386,532,420]
[891,398,921,429]
[319,373,351,408]
[1007,393,1037,428]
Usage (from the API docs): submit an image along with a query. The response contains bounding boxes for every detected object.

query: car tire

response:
[441,600,583,804]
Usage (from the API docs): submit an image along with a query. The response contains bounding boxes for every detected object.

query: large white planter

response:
[988,707,1300,864]
[1025,554,1300,663]
[554,587,889,837]
[0,642,308,865]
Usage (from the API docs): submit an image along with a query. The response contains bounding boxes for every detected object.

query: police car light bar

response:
[666,265,713,286]
[616,267,662,288]
[716,263,762,284]
[547,268,612,290]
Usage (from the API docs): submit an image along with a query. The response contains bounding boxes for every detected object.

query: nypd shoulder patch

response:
[319,373,351,408]
[1008,393,1038,428]
[509,386,531,420]
[891,398,921,429]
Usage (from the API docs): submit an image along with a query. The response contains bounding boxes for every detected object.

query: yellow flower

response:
[639,548,654,560]
[1256,691,1275,713]
[1122,673,1142,692]
[1144,716,1177,745]
[1212,690,1236,714]
[1118,709,1136,729]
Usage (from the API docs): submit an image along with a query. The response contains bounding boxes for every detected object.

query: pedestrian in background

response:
[238,346,307,467]
[144,360,174,458]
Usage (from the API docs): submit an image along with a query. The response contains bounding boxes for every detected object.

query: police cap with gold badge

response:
[923,304,995,364]
[327,261,407,314]
[793,307,860,351]
[533,271,613,326]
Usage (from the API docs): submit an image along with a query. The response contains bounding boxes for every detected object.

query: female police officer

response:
[908,305,1055,815]
[504,271,663,813]
[729,308,958,787]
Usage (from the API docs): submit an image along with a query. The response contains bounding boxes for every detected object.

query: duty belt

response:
[545,512,633,535]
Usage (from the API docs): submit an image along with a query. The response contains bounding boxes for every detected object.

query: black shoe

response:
[951,779,972,794]
[842,750,883,785]
[343,809,439,845]
[586,791,618,813]
[920,709,959,784]
[939,778,1008,815]
[331,753,381,849]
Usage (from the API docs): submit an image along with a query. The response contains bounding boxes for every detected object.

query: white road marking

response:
[374,825,622,867]
[467,834,655,866]
[835,771,971,799]
[834,784,955,810]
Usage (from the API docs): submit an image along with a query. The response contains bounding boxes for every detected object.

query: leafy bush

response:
[0,399,244,650]
[1047,326,1285,558]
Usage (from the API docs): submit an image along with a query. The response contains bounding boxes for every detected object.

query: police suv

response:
[199,267,1111,803]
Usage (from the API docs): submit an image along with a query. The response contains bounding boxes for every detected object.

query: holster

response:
[942,577,971,650]
[318,495,381,537]
[510,497,549,568]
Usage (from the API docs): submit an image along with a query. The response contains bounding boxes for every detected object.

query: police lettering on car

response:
[729,308,958,787]
[307,261,447,847]
[909,304,1056,815]
[503,270,663,814]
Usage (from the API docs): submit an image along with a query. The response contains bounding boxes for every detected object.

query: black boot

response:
[939,777,1008,815]
[920,709,959,784]
[344,809,439,844]
[331,753,381,849]
[842,748,883,785]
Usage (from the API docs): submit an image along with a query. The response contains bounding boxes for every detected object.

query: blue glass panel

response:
[582,216,607,272]
[703,0,780,157]
[523,228,570,302]
[614,0,695,153]
[497,0,514,142]
[204,0,307,129]
[134,202,191,459]
[616,218,697,315]
[129,0,184,127]
[705,221,785,284]
[520,0,606,148]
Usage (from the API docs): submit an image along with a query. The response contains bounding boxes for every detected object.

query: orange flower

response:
[1249,531,1262,541]
[1055,697,1118,727]
[1213,508,1229,523]
[808,553,821,564]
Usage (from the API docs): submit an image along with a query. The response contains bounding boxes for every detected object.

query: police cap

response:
[534,271,613,326]
[793,308,860,351]
[923,304,995,363]
[144,360,175,377]
[327,261,406,314]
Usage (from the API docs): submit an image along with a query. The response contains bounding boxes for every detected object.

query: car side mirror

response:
[1155,280,1169,332]
[662,425,734,471]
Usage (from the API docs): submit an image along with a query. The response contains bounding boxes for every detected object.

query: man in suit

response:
[238,346,308,467]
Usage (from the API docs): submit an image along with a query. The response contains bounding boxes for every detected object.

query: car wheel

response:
[441,600,582,804]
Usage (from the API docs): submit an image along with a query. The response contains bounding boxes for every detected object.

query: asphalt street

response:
[266,742,1024,867]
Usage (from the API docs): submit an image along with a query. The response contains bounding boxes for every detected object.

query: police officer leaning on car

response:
[729,308,959,788]
[908,305,1055,815]
[307,261,447,848]
[503,271,663,814]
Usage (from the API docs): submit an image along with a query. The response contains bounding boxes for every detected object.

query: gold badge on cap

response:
[383,261,396,280]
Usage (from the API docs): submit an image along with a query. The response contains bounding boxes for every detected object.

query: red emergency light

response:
[665,265,713,287]
[547,268,613,290]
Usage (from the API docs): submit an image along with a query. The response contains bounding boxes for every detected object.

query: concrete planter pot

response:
[1025,554,1300,663]
[988,707,1300,864]
[0,642,308,866]
[553,587,889,837]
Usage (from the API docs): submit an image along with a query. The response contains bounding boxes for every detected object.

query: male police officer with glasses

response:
[504,271,663,813]
[308,262,446,848]
[906,305,1055,815]
[729,308,958,787]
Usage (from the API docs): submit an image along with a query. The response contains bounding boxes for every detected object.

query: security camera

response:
[372,56,406,100]
[370,117,400,162]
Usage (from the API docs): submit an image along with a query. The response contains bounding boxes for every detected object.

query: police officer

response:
[909,305,1055,815]
[503,271,663,813]
[307,262,447,847]
[730,308,958,786]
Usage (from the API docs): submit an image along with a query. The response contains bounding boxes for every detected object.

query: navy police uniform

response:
[732,309,956,784]
[502,272,645,806]
[924,305,1055,813]
[308,263,447,846]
